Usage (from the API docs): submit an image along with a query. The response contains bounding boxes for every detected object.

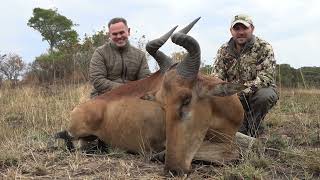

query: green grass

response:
[0,84,319,179]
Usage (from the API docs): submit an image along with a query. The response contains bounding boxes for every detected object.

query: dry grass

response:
[0,84,320,179]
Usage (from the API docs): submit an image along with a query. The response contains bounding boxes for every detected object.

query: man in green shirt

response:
[89,17,151,97]
[212,14,278,137]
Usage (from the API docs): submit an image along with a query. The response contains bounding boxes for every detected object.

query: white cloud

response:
[273,30,320,67]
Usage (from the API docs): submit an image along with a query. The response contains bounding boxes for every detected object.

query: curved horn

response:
[178,17,201,34]
[146,26,178,73]
[172,17,201,79]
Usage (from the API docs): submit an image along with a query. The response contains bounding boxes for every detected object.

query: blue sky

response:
[0,0,319,70]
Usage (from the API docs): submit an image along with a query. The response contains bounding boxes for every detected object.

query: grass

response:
[0,84,320,179]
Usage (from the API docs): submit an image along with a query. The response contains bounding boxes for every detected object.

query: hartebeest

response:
[56,18,246,175]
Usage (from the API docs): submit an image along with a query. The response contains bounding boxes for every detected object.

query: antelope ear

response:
[209,82,247,97]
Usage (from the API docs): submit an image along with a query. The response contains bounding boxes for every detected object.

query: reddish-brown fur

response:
[67,71,167,153]
[96,71,163,100]
[59,18,246,176]
[65,69,244,175]
[157,71,244,174]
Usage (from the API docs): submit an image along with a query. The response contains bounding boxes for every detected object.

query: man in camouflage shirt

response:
[89,17,151,97]
[212,14,278,137]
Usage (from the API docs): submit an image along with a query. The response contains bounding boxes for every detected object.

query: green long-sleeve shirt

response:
[89,41,151,96]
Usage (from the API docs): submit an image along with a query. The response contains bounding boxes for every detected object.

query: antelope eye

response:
[178,95,192,120]
[181,96,191,106]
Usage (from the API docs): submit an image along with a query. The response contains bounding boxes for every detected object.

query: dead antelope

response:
[55,17,247,176]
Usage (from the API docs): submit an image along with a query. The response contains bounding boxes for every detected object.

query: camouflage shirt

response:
[212,36,277,96]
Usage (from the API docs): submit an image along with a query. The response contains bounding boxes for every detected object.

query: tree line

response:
[199,64,320,88]
[0,8,319,89]
[275,64,320,88]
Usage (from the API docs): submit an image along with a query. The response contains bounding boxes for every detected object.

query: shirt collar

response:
[110,40,130,52]
[227,35,256,56]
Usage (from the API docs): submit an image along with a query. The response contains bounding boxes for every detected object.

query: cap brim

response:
[231,20,250,28]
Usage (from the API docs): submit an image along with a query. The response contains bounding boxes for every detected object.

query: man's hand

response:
[242,87,252,94]
[238,85,257,97]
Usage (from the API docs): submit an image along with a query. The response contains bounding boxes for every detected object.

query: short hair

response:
[108,17,128,28]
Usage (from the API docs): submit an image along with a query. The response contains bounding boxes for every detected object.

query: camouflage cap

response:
[231,14,253,28]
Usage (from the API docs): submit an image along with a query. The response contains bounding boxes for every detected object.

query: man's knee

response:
[251,87,278,109]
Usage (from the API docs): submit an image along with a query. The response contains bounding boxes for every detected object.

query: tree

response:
[0,53,25,86]
[73,30,110,81]
[275,64,320,88]
[200,64,213,75]
[0,74,2,87]
[30,51,72,83]
[171,51,187,63]
[0,54,5,87]
[276,64,298,88]
[27,8,79,52]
